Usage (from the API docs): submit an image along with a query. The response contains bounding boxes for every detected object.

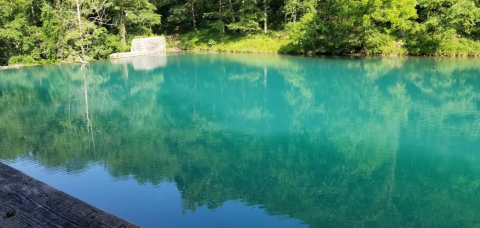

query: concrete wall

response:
[110,36,166,59]
[131,37,166,53]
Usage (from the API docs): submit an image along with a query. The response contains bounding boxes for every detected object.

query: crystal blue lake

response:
[1,53,480,227]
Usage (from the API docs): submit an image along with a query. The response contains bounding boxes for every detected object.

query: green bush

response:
[437,37,480,57]
[280,12,322,54]
[8,55,39,66]
[364,31,407,56]
[166,38,175,48]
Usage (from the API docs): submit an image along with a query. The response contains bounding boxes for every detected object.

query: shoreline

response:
[0,65,27,70]
[1,51,479,69]
[175,48,480,58]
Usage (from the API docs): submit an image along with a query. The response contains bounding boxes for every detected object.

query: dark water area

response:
[1,54,480,227]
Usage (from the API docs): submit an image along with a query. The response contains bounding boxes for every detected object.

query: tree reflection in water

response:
[1,54,480,227]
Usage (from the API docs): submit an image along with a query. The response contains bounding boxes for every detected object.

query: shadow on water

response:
[1,54,480,227]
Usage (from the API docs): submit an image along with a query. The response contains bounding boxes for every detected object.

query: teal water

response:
[1,54,480,227]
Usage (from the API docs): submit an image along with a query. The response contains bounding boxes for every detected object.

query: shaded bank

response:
[176,31,480,57]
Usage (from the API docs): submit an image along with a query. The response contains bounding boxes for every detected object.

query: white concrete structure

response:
[110,37,166,59]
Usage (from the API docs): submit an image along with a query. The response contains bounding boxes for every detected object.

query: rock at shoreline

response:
[0,65,24,70]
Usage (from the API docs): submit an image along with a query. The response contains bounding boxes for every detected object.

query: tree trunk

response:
[435,34,446,56]
[75,0,82,35]
[293,0,297,23]
[192,1,196,30]
[120,6,126,48]
[229,0,235,33]
[31,5,35,23]
[75,0,85,61]
[219,0,222,13]
[229,0,235,23]
[241,0,245,33]
[264,0,267,33]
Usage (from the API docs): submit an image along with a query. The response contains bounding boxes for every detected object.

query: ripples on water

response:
[1,54,480,227]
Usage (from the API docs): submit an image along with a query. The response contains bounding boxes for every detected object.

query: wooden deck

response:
[0,162,140,228]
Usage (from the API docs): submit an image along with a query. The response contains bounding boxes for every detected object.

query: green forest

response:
[1,0,480,65]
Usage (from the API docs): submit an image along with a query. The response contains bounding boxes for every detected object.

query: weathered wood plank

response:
[0,162,141,228]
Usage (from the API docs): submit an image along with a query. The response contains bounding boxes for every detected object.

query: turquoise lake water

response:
[1,54,480,227]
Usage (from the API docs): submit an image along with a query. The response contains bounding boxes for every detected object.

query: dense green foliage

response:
[1,55,480,227]
[171,0,480,56]
[2,0,480,65]
[0,0,160,66]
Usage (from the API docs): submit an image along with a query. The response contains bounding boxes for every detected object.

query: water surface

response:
[1,54,480,227]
